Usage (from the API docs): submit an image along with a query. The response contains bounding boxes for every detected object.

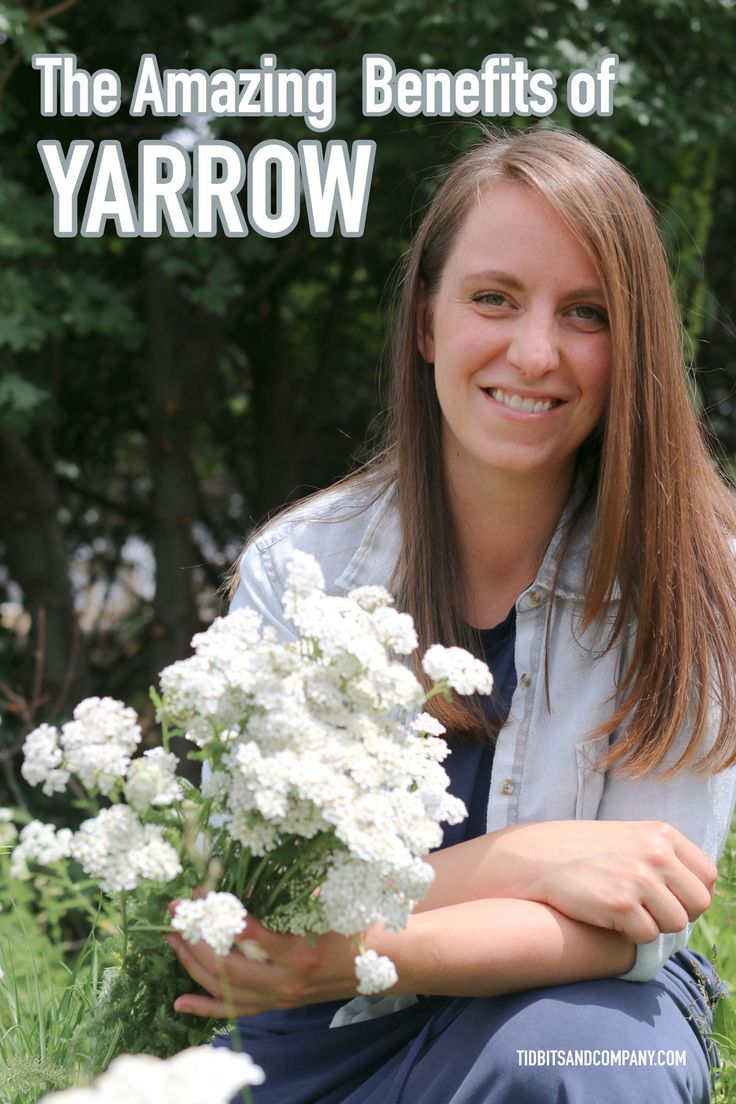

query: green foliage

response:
[0,903,103,1102]
[79,887,224,1073]
[0,372,50,432]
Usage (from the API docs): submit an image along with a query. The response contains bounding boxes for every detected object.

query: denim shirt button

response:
[500,779,514,795]
[528,589,543,605]
[520,672,532,688]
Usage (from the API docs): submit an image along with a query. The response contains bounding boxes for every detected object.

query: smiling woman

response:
[169,127,736,1104]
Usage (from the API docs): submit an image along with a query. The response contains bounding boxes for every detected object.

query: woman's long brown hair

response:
[227,126,736,777]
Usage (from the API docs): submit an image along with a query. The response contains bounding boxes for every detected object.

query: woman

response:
[166,127,736,1102]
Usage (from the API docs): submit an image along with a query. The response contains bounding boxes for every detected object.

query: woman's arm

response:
[166,897,637,1019]
[416,818,717,944]
[166,818,715,1017]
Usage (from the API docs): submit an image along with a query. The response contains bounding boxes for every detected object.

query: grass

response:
[0,896,106,1102]
[691,824,736,1102]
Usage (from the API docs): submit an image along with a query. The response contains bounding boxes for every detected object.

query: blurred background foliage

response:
[0,0,735,806]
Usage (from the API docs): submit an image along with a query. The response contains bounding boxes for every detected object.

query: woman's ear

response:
[416,282,435,363]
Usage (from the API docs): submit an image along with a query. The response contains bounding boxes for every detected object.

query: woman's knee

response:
[454,983,711,1104]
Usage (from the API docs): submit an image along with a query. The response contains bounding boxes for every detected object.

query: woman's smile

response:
[481,386,564,417]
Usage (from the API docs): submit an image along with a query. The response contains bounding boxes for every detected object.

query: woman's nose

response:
[506,315,559,378]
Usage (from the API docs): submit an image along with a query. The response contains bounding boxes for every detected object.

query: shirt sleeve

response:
[229,540,298,643]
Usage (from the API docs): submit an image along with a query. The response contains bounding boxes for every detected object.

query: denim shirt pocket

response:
[574,734,609,820]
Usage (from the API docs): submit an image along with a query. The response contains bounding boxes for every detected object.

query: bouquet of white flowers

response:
[13,551,492,1065]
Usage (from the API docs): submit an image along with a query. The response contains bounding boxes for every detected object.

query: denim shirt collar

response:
[334,476,620,605]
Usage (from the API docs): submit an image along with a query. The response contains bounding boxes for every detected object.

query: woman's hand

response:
[165,905,362,1018]
[418,819,717,944]
[526,820,716,943]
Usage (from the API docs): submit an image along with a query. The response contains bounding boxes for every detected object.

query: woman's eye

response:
[571,304,608,325]
[472,291,510,308]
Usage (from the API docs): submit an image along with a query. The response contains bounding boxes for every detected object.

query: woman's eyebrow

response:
[463,269,525,290]
[463,269,606,300]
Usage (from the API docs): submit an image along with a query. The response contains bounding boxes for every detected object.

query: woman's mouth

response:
[483,387,563,414]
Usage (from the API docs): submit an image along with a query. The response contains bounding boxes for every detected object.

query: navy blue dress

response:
[221,608,719,1104]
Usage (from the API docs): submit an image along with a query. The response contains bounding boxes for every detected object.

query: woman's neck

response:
[444,458,574,628]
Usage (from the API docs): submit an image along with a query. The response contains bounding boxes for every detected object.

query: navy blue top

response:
[440,603,517,848]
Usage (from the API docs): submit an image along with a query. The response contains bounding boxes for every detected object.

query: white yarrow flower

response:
[60,697,142,793]
[370,606,418,654]
[0,808,18,849]
[70,806,181,894]
[10,820,73,880]
[348,584,394,612]
[422,645,493,695]
[124,748,182,812]
[171,892,248,956]
[284,549,326,596]
[354,949,399,995]
[38,1044,265,1103]
[410,712,447,737]
[21,723,70,796]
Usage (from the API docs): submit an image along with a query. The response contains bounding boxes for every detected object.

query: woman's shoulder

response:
[238,473,401,608]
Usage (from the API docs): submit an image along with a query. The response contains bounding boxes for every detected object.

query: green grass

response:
[0,896,106,1103]
[691,824,736,1102]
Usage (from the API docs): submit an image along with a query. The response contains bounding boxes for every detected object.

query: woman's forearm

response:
[414,819,715,945]
[367,897,637,998]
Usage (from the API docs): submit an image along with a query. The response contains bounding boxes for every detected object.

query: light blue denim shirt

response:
[230,477,736,989]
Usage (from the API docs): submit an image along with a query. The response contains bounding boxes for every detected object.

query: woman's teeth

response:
[486,388,560,413]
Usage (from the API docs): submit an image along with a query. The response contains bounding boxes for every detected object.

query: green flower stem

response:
[239,852,270,902]
[120,891,128,965]
[422,681,451,704]
[262,838,331,914]
[232,849,252,902]
[126,924,173,934]
[56,867,102,922]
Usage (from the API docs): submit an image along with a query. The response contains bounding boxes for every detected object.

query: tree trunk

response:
[249,295,298,519]
[144,265,224,778]
[0,423,90,717]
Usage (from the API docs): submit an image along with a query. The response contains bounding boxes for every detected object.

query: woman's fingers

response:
[609,881,689,943]
[167,933,277,1000]
[174,992,262,1018]
[649,862,714,926]
[668,827,718,895]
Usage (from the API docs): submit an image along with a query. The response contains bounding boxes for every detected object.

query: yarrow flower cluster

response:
[422,645,494,696]
[171,893,247,956]
[10,820,73,880]
[124,748,182,812]
[354,949,399,995]
[70,806,182,894]
[38,1045,265,1104]
[21,698,142,797]
[0,808,18,850]
[15,714,182,894]
[154,551,491,993]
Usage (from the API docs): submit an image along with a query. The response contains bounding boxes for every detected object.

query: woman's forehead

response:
[439,181,604,293]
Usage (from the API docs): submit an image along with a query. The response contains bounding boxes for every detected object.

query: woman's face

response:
[417,181,612,490]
